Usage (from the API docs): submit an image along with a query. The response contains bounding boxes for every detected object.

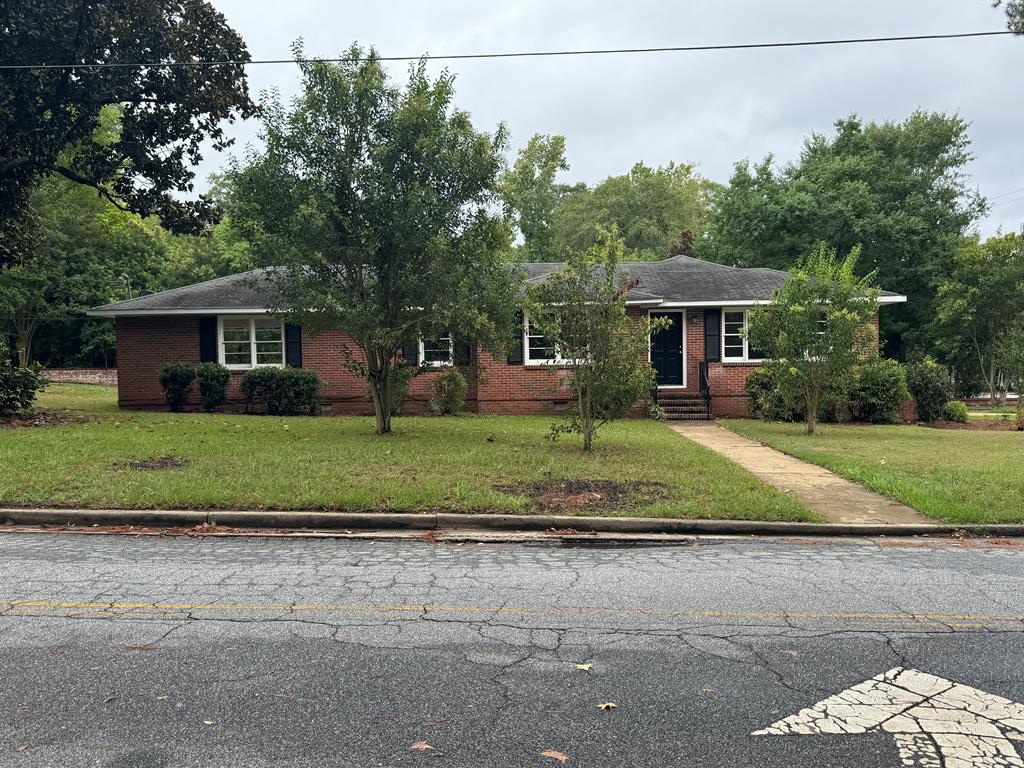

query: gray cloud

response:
[197,0,1024,235]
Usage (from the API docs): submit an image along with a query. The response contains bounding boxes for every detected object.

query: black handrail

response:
[699,362,711,415]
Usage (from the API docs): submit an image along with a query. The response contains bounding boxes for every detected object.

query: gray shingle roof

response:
[89,256,904,316]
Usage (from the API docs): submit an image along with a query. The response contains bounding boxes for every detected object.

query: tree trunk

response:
[367,373,392,435]
[14,318,35,368]
[580,376,593,452]
[804,389,818,436]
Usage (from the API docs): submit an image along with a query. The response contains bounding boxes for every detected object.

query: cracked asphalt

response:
[0,533,1023,767]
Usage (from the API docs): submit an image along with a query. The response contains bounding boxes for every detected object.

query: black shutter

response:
[199,316,217,362]
[402,339,419,365]
[704,309,721,363]
[285,324,302,367]
[454,337,472,366]
[506,311,524,365]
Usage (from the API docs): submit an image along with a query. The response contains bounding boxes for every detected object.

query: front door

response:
[650,312,683,386]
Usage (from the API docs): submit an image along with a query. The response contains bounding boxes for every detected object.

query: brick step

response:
[661,412,712,421]
[658,396,707,404]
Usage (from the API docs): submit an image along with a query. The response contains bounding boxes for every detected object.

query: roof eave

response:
[86,307,271,318]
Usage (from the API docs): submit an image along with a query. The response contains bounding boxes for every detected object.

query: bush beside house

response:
[0,343,46,416]
[905,358,954,422]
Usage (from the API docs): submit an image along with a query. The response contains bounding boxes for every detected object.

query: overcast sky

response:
[201,0,1024,236]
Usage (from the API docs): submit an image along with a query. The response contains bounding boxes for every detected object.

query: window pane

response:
[528,336,556,360]
[422,335,452,364]
[222,319,251,343]
[256,346,283,365]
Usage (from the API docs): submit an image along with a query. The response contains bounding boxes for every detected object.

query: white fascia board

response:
[877,295,908,304]
[86,307,271,318]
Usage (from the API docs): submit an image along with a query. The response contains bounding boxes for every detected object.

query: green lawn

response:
[725,419,1024,524]
[0,385,816,521]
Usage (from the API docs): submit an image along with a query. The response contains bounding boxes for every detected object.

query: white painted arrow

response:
[752,667,1024,767]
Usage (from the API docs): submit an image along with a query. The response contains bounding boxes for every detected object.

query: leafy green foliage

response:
[905,358,955,422]
[747,245,880,434]
[0,342,46,416]
[195,362,230,413]
[0,0,255,264]
[157,363,197,413]
[935,232,1024,404]
[852,357,909,424]
[993,0,1024,32]
[699,113,986,358]
[499,135,571,262]
[228,42,517,435]
[379,364,416,417]
[551,162,714,262]
[240,367,321,416]
[429,368,468,415]
[527,229,666,451]
[745,367,800,421]
[941,400,969,423]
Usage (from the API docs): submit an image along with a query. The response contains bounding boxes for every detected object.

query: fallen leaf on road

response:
[597,702,617,711]
[574,663,593,671]
[156,694,169,700]
[540,749,569,763]
[15,744,28,753]
[203,720,215,726]
[43,647,61,656]
[416,530,440,544]
[410,741,433,751]
[702,688,715,693]
[119,643,157,652]
[273,692,297,701]
[103,696,117,704]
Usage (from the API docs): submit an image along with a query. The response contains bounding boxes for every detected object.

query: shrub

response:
[195,362,230,412]
[384,363,416,416]
[241,367,321,415]
[853,358,910,424]
[906,357,953,422]
[157,363,197,412]
[429,368,467,415]
[0,344,46,416]
[941,400,968,423]
[746,367,799,421]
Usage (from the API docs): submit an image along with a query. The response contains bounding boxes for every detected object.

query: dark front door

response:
[650,312,683,386]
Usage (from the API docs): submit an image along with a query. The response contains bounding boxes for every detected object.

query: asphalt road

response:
[1,532,1023,768]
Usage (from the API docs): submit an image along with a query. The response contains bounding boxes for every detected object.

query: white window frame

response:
[419,333,455,367]
[524,311,563,365]
[218,316,286,370]
[721,308,764,363]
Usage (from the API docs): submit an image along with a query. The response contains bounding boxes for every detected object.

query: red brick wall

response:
[114,309,886,418]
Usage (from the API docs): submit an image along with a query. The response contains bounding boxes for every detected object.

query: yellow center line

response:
[1,599,1022,625]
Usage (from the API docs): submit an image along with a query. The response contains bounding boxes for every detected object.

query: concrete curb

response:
[2,507,1023,538]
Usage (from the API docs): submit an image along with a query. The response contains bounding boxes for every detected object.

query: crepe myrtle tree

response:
[526,229,668,451]
[748,245,880,435]
[228,43,519,435]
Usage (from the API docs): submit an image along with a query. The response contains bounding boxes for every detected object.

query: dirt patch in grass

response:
[496,479,673,514]
[113,455,191,471]
[923,419,1020,432]
[0,409,87,429]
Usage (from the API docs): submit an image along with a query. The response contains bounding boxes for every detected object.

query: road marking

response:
[0,599,1023,627]
[753,667,1024,766]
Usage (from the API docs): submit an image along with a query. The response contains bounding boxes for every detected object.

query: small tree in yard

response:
[748,245,880,435]
[229,43,517,435]
[996,323,1024,430]
[527,229,668,451]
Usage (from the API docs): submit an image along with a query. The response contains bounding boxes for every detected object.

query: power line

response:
[0,30,1014,71]
[991,194,1024,209]
[990,185,1024,200]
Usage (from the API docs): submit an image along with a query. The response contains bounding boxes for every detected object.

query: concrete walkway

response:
[668,422,928,525]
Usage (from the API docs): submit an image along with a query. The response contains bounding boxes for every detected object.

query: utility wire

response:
[990,185,1024,200]
[0,30,1014,71]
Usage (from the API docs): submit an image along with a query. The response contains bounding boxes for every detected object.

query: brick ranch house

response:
[88,255,906,419]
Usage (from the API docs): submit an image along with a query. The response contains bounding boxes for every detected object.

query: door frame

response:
[648,309,687,389]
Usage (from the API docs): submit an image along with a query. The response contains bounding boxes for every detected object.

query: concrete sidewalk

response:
[669,422,928,525]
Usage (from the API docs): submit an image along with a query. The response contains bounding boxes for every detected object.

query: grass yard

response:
[0,385,816,521]
[725,419,1024,524]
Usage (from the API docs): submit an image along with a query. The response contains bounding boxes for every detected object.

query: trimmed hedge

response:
[157,363,197,412]
[906,357,953,422]
[852,357,910,424]
[241,367,321,416]
[941,400,968,423]
[195,362,230,412]
[429,368,467,415]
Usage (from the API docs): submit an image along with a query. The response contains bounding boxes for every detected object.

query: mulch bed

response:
[0,409,88,429]
[111,455,191,471]
[495,479,672,514]
[922,419,1020,432]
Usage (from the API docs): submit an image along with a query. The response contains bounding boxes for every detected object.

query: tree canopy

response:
[698,113,986,360]
[499,134,571,263]
[0,0,255,264]
[227,43,518,435]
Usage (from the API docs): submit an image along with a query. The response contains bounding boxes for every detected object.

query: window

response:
[420,333,454,366]
[721,309,765,363]
[525,312,561,365]
[219,317,285,369]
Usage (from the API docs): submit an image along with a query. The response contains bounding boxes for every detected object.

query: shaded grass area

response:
[725,419,1024,524]
[0,385,817,521]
